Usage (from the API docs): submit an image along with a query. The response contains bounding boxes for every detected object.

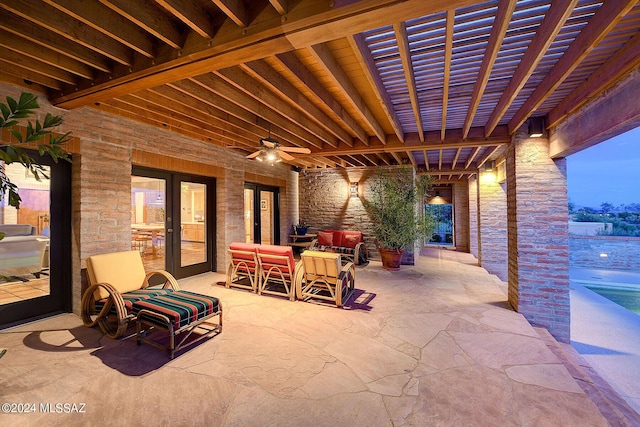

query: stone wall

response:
[299,167,418,263]
[507,127,570,343]
[570,235,640,270]
[478,172,508,281]
[468,177,479,259]
[452,181,470,252]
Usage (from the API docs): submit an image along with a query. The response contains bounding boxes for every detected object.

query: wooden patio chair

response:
[256,245,299,301]
[226,242,260,292]
[81,250,180,339]
[295,250,355,307]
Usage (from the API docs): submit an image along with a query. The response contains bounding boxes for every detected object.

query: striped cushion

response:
[323,246,356,256]
[95,288,173,314]
[133,290,220,330]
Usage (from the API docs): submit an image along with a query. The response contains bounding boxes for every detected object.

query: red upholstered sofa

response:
[311,230,367,265]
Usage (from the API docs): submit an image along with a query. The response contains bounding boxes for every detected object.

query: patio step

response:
[535,327,640,427]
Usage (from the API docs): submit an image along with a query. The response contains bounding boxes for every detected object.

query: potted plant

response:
[294,220,308,235]
[364,166,435,270]
[0,92,71,241]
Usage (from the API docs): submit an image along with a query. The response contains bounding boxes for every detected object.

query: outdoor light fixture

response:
[256,148,281,165]
[350,182,359,197]
[483,160,496,173]
[529,116,545,138]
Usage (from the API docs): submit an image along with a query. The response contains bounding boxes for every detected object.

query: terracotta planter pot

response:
[379,247,405,271]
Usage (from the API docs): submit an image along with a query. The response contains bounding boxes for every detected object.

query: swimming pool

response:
[584,284,640,315]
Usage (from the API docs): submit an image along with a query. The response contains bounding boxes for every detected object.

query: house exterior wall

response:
[452,181,470,252]
[298,167,417,264]
[507,126,570,343]
[468,177,479,259]
[570,235,640,270]
[477,172,508,281]
[1,82,298,315]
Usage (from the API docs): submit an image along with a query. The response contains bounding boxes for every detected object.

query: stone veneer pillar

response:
[453,181,470,252]
[507,126,570,342]
[477,168,508,281]
[468,177,479,259]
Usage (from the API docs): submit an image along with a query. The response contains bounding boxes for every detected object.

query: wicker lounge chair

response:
[256,244,299,301]
[295,250,355,307]
[226,242,260,292]
[81,250,180,339]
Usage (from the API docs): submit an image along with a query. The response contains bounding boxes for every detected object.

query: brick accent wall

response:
[453,181,470,252]
[1,82,298,315]
[468,177,479,258]
[299,167,417,264]
[478,172,508,281]
[507,127,570,343]
[570,235,640,270]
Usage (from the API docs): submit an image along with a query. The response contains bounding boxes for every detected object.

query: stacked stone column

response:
[506,126,570,342]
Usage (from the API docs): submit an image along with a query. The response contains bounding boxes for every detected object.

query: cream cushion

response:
[86,250,146,299]
[301,250,341,279]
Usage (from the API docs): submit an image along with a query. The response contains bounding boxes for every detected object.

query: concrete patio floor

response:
[2,248,639,426]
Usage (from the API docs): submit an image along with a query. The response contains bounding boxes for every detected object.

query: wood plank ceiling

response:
[1,0,639,181]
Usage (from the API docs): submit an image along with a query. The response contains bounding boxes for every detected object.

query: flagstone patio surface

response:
[2,248,638,426]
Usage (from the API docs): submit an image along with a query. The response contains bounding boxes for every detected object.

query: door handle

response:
[167,228,173,233]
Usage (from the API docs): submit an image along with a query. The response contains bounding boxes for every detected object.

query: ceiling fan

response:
[246,137,311,163]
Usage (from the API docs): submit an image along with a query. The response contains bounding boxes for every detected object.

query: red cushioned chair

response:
[313,230,367,265]
[256,244,299,301]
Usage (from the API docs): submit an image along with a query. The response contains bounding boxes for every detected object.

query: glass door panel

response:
[180,181,207,267]
[0,163,51,305]
[244,188,254,243]
[244,183,280,245]
[0,151,71,328]
[260,190,274,245]
[131,176,166,272]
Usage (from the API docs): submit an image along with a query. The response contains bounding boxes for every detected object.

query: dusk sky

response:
[567,126,640,209]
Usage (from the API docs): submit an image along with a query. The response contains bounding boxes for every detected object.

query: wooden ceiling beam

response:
[269,0,287,15]
[0,46,77,85]
[308,42,385,145]
[407,151,418,169]
[100,0,183,49]
[155,0,219,38]
[240,60,353,146]
[128,89,259,147]
[0,59,63,90]
[348,33,404,143]
[273,51,367,144]
[212,0,248,27]
[213,67,337,148]
[98,99,234,146]
[484,0,578,137]
[50,0,483,108]
[423,150,430,171]
[462,0,516,139]
[547,22,640,128]
[475,146,501,170]
[152,84,267,144]
[376,153,392,166]
[451,148,461,170]
[508,0,637,135]
[464,146,481,170]
[189,74,319,150]
[43,0,155,58]
[390,152,403,165]
[0,29,94,79]
[0,12,112,73]
[394,22,424,142]
[0,0,134,66]
[441,10,454,141]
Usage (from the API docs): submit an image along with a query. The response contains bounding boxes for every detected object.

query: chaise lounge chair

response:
[82,250,222,358]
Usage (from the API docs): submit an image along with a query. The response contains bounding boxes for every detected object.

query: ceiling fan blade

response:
[260,138,278,148]
[280,146,311,154]
[279,151,295,161]
[246,150,262,159]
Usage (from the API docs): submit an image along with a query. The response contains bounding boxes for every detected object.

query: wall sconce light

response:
[350,182,359,197]
[483,160,496,173]
[528,116,545,138]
